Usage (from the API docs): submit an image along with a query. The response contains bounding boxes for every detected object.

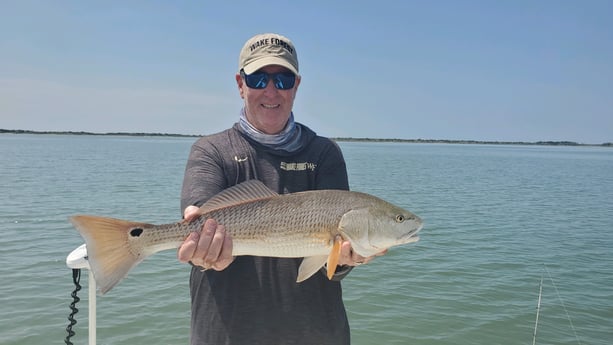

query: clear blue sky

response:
[1,1,612,144]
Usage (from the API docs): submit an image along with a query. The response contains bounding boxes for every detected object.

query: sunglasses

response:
[240,69,296,90]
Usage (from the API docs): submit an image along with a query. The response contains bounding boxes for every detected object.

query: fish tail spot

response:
[130,228,144,237]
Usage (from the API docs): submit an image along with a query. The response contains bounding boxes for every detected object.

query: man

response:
[177,33,383,345]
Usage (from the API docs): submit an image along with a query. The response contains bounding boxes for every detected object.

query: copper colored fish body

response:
[71,180,422,295]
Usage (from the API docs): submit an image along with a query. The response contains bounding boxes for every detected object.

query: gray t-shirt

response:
[181,123,352,345]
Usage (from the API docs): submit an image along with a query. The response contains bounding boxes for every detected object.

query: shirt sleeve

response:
[180,138,227,215]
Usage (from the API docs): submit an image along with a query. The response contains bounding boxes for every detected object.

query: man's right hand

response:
[177,205,234,271]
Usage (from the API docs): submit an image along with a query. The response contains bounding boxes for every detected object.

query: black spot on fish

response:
[130,228,143,237]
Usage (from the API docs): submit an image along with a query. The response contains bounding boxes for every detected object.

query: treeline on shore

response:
[1,129,611,147]
[333,137,613,147]
[0,129,196,138]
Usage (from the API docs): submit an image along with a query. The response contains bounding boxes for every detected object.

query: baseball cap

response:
[238,33,299,75]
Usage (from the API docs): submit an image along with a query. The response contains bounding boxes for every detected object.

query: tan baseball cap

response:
[238,33,299,75]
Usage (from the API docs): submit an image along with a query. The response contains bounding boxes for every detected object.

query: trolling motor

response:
[65,244,97,345]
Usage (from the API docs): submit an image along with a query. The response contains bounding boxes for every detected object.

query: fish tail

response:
[70,215,154,295]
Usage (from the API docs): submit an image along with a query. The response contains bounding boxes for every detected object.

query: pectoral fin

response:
[297,256,328,282]
[326,236,343,279]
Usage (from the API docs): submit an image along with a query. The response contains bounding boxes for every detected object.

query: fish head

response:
[338,195,423,257]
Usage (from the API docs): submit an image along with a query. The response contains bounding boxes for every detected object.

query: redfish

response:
[71,180,422,294]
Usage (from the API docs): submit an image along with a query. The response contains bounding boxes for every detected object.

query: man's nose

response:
[262,79,279,94]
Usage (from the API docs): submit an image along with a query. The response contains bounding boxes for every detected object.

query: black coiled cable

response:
[65,269,81,345]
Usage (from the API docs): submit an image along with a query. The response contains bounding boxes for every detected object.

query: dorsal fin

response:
[198,180,279,214]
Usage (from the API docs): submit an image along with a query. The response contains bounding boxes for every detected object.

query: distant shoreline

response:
[1,129,611,147]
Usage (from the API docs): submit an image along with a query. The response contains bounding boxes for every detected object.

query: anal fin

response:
[297,256,328,283]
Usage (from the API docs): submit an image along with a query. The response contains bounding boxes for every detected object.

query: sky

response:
[1,1,612,144]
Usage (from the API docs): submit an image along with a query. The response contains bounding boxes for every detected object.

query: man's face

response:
[236,65,301,134]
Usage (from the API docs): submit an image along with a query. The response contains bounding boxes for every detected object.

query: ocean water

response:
[0,134,611,345]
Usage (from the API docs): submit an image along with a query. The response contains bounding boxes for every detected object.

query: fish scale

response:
[203,194,346,257]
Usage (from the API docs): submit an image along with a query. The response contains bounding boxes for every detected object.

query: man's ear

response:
[236,74,245,99]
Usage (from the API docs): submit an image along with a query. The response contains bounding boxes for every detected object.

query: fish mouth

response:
[398,223,423,244]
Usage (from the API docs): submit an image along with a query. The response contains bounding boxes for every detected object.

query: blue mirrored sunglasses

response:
[240,70,296,90]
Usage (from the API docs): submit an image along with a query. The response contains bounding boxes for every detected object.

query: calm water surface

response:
[1,135,611,344]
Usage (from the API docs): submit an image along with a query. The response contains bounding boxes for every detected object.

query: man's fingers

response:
[178,218,235,271]
[177,232,200,263]
[193,219,216,262]
[204,223,226,267]
[374,249,388,257]
[337,237,387,266]
[212,231,234,270]
[338,240,357,266]
[183,205,201,222]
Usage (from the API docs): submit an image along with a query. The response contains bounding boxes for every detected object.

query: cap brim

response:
[243,57,298,75]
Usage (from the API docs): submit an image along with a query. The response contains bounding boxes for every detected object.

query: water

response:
[1,135,611,345]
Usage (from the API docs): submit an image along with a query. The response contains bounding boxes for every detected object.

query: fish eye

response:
[395,215,405,223]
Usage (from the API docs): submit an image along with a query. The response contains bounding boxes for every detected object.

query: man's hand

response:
[177,206,234,271]
[337,235,387,267]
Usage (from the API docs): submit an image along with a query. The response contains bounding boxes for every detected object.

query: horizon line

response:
[1,129,611,147]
